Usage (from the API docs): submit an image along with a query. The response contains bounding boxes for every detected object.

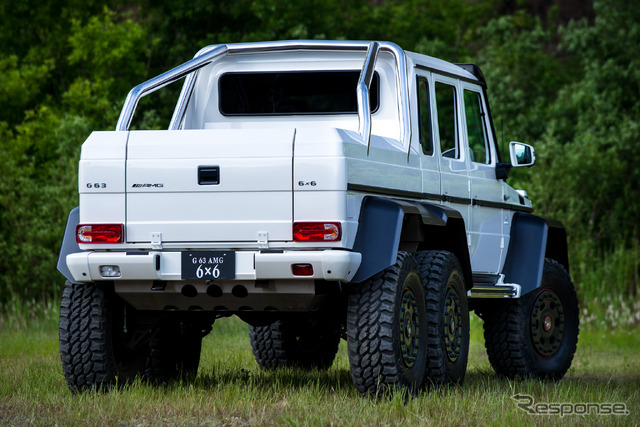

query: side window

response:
[464,90,490,164]
[417,76,433,155]
[435,82,458,159]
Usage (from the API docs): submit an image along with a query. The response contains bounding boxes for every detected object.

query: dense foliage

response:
[0,0,637,309]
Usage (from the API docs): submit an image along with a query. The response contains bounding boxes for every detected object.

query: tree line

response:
[0,0,638,306]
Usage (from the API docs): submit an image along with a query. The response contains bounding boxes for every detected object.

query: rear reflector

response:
[292,264,314,276]
[293,222,341,242]
[76,224,124,244]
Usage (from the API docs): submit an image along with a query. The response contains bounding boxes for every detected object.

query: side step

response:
[468,274,521,299]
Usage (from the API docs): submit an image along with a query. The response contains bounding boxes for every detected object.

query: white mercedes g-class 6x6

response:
[58,40,579,394]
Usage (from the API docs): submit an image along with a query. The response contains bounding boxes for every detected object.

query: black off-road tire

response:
[346,251,428,395]
[249,316,340,370]
[414,250,470,386]
[59,281,119,392]
[59,281,204,392]
[483,258,579,380]
[144,323,203,383]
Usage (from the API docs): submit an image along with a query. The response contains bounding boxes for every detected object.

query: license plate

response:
[181,251,235,280]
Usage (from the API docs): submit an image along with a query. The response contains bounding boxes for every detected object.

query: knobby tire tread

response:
[144,327,202,384]
[346,251,407,394]
[414,250,469,385]
[482,258,579,380]
[249,318,340,370]
[59,281,117,393]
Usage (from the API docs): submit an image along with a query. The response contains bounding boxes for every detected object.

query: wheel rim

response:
[530,289,565,357]
[443,285,463,363]
[399,287,420,368]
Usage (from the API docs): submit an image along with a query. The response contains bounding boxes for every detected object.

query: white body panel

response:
[125,129,294,243]
[461,83,506,273]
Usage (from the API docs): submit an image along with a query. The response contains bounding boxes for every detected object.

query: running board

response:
[468,274,521,299]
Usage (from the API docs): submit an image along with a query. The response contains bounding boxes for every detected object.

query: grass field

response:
[1,303,638,426]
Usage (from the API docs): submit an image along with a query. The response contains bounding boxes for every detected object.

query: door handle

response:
[198,166,219,185]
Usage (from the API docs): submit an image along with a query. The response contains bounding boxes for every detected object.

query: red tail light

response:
[293,222,341,242]
[76,224,124,243]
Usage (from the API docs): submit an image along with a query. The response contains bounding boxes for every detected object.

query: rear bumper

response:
[66,249,362,283]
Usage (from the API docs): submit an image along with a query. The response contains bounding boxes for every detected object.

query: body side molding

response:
[347,183,533,213]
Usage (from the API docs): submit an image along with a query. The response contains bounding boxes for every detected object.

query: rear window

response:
[219,71,379,116]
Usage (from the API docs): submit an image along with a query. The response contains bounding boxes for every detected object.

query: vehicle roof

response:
[197,40,479,83]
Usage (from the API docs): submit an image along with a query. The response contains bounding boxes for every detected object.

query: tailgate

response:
[126,129,294,244]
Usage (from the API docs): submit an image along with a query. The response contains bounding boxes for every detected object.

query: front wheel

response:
[144,322,204,383]
[249,316,341,370]
[483,258,579,380]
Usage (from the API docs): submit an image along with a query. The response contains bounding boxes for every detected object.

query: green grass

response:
[1,309,638,426]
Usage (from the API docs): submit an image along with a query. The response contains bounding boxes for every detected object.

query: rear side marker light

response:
[76,224,124,243]
[293,222,341,242]
[292,264,314,276]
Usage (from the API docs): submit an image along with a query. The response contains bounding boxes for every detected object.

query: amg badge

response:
[131,183,164,188]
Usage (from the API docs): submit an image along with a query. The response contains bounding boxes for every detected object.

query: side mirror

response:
[509,141,535,167]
